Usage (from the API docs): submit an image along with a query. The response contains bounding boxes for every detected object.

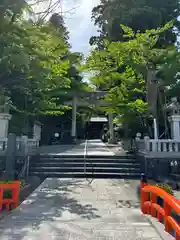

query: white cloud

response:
[63,0,100,56]
[31,0,100,56]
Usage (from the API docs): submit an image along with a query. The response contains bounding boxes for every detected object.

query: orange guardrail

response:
[0,181,20,211]
[140,177,180,240]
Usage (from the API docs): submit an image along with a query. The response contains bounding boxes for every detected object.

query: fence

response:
[0,180,20,211]
[0,137,39,156]
[136,137,180,154]
[140,179,180,240]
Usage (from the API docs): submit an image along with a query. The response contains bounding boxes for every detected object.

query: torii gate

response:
[63,91,115,143]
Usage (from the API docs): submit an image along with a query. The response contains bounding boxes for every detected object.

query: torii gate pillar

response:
[71,96,77,141]
[108,112,115,144]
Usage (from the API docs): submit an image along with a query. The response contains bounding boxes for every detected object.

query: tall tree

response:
[86,24,180,136]
[0,1,86,136]
[90,0,180,48]
[49,13,69,44]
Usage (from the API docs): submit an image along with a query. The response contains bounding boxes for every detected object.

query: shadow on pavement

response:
[0,179,100,239]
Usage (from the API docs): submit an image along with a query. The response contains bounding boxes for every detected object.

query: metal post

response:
[71,96,77,140]
[5,133,16,180]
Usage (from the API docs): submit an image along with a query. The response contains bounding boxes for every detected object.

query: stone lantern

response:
[0,95,12,138]
[166,97,180,140]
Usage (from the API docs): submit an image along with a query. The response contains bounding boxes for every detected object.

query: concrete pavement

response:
[0,178,173,239]
[38,139,115,156]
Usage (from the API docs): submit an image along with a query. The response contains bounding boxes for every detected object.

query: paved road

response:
[39,139,115,156]
[0,178,173,239]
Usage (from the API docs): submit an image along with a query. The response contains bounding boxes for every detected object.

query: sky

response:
[31,0,100,82]
[62,0,100,82]
[63,0,100,57]
[32,0,100,56]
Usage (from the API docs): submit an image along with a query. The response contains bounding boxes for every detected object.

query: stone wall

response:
[136,153,180,181]
[135,154,146,174]
[0,157,5,176]
[0,156,27,179]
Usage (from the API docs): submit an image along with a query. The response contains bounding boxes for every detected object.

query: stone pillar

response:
[33,121,42,141]
[5,133,16,180]
[108,112,115,144]
[144,136,150,152]
[0,113,12,138]
[71,97,77,140]
[153,118,158,139]
[168,115,180,140]
[22,135,28,156]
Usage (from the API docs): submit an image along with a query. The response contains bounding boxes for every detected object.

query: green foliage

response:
[0,181,13,184]
[90,0,180,48]
[156,183,174,196]
[0,1,85,125]
[89,0,180,136]
[0,180,24,186]
[3,190,12,199]
[86,22,180,134]
[0,21,70,115]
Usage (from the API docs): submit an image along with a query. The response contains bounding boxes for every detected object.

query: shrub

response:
[3,189,12,198]
[156,183,174,196]
[20,180,25,188]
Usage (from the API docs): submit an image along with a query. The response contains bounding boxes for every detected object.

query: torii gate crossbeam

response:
[64,92,115,143]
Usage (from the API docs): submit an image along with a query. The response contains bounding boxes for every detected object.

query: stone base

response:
[136,152,180,182]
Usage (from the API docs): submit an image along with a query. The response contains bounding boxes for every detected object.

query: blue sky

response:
[63,0,100,56]
[32,0,100,56]
[32,0,100,81]
[62,0,100,82]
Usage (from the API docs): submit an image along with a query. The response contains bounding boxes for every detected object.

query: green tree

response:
[0,1,86,135]
[86,23,180,135]
[90,0,180,48]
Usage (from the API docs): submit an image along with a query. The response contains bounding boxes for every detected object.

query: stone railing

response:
[147,139,180,153]
[135,136,180,154]
[0,137,39,156]
[135,139,146,153]
[27,138,39,148]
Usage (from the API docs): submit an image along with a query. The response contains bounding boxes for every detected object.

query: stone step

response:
[30,162,140,168]
[37,154,135,159]
[170,174,180,181]
[29,152,140,180]
[29,172,142,179]
[31,158,137,164]
[30,166,141,173]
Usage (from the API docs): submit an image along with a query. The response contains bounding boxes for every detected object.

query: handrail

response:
[26,156,30,177]
[140,179,180,240]
[18,156,30,178]
[83,139,94,183]
[84,139,88,175]
[143,186,180,214]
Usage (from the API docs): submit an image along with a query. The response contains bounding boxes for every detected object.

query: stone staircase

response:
[29,154,142,179]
